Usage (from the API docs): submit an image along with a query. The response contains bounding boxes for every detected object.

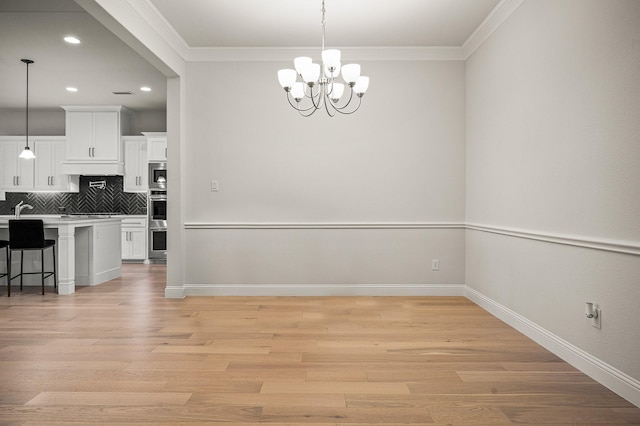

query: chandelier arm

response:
[331,96,362,115]
[286,92,318,113]
[331,86,355,111]
[297,104,319,117]
[308,84,324,110]
[323,93,338,117]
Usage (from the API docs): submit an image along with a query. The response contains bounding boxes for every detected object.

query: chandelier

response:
[277,0,369,117]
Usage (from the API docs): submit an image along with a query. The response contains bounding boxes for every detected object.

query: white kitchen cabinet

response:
[0,138,35,190]
[121,216,147,261]
[143,132,167,162]
[62,106,131,175]
[123,137,148,192]
[33,138,78,192]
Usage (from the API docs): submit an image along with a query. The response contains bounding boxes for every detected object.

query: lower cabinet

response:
[121,216,147,261]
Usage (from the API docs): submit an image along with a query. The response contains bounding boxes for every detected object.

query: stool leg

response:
[5,247,9,298]
[41,249,45,295]
[19,250,24,291]
[52,245,57,293]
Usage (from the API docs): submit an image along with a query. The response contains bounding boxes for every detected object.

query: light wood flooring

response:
[0,264,638,425]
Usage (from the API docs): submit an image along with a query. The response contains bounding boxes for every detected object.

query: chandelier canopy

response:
[277,0,369,117]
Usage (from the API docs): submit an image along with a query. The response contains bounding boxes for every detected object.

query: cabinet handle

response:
[48,176,51,186]
[165,147,167,159]
[51,176,55,186]
[16,176,20,186]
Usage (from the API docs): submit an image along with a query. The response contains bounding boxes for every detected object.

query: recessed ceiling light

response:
[66,87,78,92]
[64,36,81,44]
[140,86,152,92]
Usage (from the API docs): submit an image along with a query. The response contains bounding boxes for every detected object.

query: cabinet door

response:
[121,229,131,258]
[34,142,54,188]
[129,228,147,259]
[147,137,167,161]
[0,142,20,188]
[66,111,93,160]
[92,112,119,160]
[124,140,147,192]
[50,141,68,190]
[0,141,34,189]
[121,228,147,260]
[34,141,68,190]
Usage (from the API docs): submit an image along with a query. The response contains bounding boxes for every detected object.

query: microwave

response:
[148,162,167,189]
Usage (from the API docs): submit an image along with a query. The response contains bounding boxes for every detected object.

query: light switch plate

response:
[211,180,219,192]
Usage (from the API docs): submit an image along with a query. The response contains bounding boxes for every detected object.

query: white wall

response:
[181,60,466,293]
[466,0,640,389]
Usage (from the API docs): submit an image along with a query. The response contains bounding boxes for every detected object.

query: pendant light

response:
[19,59,36,159]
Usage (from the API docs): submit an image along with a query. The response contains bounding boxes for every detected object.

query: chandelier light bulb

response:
[330,83,344,102]
[341,64,361,86]
[322,49,341,70]
[291,82,305,101]
[277,0,369,117]
[301,63,321,85]
[353,76,370,96]
[294,57,312,75]
[278,69,297,90]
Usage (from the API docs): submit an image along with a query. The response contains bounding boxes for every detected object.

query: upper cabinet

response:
[123,136,148,192]
[61,106,131,175]
[0,139,35,190]
[33,138,79,192]
[0,137,78,193]
[143,132,167,162]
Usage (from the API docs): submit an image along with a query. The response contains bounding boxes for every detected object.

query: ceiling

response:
[0,0,501,111]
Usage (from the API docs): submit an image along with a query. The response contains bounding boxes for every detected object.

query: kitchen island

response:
[0,215,122,295]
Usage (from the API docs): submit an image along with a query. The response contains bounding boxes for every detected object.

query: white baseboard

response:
[167,283,465,298]
[165,286,185,298]
[464,286,640,408]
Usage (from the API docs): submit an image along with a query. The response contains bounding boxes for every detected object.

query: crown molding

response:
[131,0,524,63]
[462,0,526,59]
[129,0,191,59]
[184,46,466,62]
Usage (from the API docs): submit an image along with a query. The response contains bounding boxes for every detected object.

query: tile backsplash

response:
[0,176,146,215]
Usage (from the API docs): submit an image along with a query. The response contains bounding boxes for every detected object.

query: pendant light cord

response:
[21,59,34,150]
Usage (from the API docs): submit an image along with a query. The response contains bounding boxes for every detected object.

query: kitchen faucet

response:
[15,201,34,218]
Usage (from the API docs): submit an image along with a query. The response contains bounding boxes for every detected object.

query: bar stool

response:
[0,240,9,296]
[8,220,57,296]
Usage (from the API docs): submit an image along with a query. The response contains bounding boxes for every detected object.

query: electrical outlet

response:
[432,259,439,271]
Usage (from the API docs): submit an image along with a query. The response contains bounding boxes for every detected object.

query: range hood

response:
[61,161,124,175]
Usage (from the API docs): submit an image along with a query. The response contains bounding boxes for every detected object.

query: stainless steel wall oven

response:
[148,162,167,261]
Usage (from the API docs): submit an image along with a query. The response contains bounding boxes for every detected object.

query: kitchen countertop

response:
[0,215,124,224]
